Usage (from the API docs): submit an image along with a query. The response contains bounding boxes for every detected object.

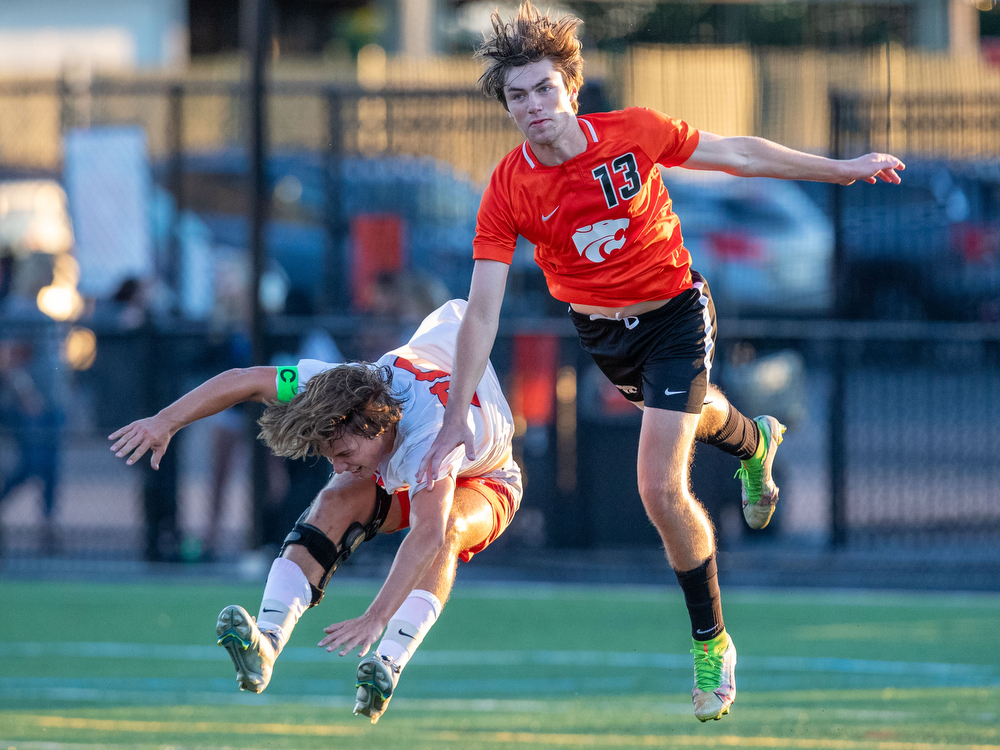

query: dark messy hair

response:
[257,364,404,460]
[474,1,584,114]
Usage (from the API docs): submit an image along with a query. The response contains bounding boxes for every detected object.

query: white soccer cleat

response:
[736,415,786,530]
[354,653,401,724]
[216,604,279,693]
[691,630,737,722]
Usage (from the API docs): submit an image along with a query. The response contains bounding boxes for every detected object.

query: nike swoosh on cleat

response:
[664,389,687,396]
[542,206,559,221]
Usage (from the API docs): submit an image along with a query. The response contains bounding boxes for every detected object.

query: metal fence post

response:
[141,323,181,561]
[166,83,184,306]
[323,88,348,313]
[246,0,272,550]
[829,93,848,547]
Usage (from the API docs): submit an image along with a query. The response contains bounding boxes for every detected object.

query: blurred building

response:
[0,0,991,77]
[0,0,188,73]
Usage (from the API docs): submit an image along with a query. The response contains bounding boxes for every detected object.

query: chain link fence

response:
[0,73,998,572]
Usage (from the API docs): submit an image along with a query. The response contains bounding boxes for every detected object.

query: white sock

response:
[375,589,442,670]
[256,557,312,654]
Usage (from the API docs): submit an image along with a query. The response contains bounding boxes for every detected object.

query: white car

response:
[659,167,834,315]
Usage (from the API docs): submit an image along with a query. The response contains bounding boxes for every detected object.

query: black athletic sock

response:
[674,556,725,641]
[699,403,760,461]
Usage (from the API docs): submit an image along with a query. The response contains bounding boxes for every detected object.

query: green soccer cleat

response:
[354,653,401,724]
[735,415,786,530]
[216,604,279,693]
[691,630,737,722]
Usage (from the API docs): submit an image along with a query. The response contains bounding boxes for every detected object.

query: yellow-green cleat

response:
[736,415,786,529]
[216,604,278,693]
[354,653,401,724]
[691,630,737,721]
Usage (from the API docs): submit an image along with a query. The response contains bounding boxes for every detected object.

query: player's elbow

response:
[725,137,761,177]
[465,299,501,334]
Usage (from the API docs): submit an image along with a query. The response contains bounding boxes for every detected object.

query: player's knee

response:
[637,478,687,514]
[441,515,465,551]
[312,484,371,522]
[281,484,393,607]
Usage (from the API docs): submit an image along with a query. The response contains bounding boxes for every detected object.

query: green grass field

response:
[0,578,997,749]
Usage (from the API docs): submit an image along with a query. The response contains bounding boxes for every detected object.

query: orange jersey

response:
[473,107,700,307]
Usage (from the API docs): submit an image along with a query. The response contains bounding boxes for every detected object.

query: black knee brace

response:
[280,483,393,607]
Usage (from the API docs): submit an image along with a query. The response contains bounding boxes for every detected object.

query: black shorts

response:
[569,271,717,414]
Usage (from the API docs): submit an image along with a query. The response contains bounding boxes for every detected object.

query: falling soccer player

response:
[418,2,904,722]
[109,299,521,724]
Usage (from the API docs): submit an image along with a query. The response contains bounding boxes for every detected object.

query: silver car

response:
[660,167,834,316]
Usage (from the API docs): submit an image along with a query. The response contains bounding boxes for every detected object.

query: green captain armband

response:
[275,366,299,403]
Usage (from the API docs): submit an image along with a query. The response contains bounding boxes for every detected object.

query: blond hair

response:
[475,1,584,114]
[258,364,404,460]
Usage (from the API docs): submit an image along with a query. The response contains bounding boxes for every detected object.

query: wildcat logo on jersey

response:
[572,219,629,263]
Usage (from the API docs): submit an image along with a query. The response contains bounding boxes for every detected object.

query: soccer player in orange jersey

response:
[417,2,904,722]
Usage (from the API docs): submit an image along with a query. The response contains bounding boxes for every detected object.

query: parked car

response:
[172,150,483,308]
[659,167,835,316]
[836,159,1000,321]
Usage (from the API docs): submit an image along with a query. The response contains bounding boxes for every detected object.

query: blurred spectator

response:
[201,247,253,559]
[283,287,341,363]
[0,253,67,551]
[359,270,450,360]
[89,276,151,331]
[260,288,342,551]
[202,330,252,560]
[110,277,149,330]
[0,247,13,302]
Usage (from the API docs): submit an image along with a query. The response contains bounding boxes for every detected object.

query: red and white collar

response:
[520,116,600,169]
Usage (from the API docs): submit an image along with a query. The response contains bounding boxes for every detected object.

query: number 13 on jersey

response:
[592,152,641,209]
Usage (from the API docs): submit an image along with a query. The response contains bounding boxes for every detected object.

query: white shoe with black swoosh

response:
[216,604,279,693]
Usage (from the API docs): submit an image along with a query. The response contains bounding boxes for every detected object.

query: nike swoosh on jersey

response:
[542,206,560,221]
[664,389,687,396]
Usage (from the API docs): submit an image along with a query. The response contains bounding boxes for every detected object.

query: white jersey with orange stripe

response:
[290,300,521,503]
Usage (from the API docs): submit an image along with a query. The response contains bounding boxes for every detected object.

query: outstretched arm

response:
[318,476,455,657]
[682,131,904,185]
[109,366,278,469]
[416,259,509,489]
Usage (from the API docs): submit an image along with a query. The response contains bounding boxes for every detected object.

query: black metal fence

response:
[2,314,998,562]
[1,82,999,565]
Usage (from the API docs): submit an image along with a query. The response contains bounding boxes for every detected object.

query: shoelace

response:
[690,643,724,691]
[380,655,402,675]
[734,464,762,495]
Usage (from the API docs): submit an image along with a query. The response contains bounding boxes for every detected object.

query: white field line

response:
[0,641,993,678]
[6,715,1000,750]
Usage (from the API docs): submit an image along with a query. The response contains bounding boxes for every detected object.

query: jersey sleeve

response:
[630,107,700,168]
[472,168,519,264]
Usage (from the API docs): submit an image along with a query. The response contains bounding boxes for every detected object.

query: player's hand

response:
[319,612,385,658]
[839,153,905,186]
[108,415,174,470]
[416,419,475,491]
